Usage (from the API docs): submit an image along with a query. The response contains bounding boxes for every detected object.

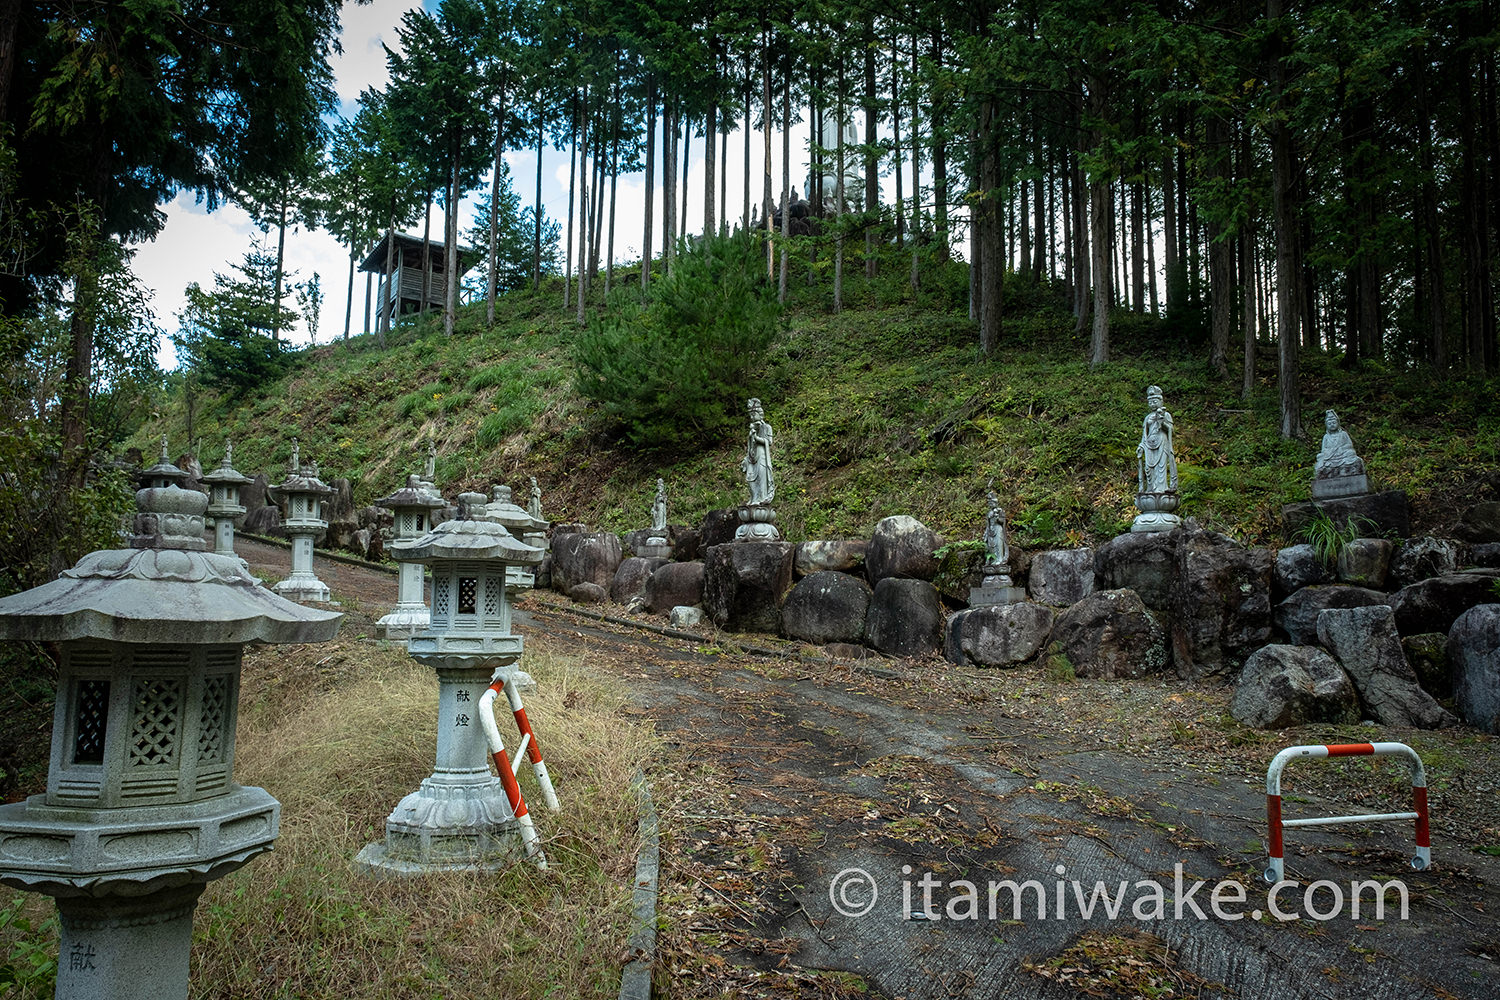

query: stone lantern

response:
[0,483,341,1000]
[201,441,252,558]
[267,439,335,603]
[356,492,546,876]
[374,474,446,639]
[140,436,190,490]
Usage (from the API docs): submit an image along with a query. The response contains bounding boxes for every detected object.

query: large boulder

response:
[1274,584,1389,645]
[645,561,705,614]
[672,527,701,563]
[550,531,624,593]
[703,542,794,633]
[240,473,270,513]
[781,571,871,645]
[697,508,740,556]
[568,582,608,604]
[1051,589,1169,680]
[1230,645,1359,729]
[1094,531,1178,614]
[1472,542,1500,569]
[611,556,669,604]
[1402,633,1450,698]
[794,540,869,577]
[1334,538,1394,589]
[1316,606,1454,728]
[1390,570,1500,635]
[944,603,1056,668]
[326,478,357,524]
[1390,537,1463,589]
[242,504,283,536]
[1281,490,1411,539]
[864,577,944,657]
[1274,544,1333,597]
[1450,604,1500,734]
[1170,527,1273,679]
[1029,549,1096,607]
[866,516,944,584]
[1453,501,1500,543]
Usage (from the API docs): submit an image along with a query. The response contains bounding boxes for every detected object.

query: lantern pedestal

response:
[354,661,520,876]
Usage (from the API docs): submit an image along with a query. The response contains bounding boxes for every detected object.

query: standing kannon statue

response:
[1131,385,1182,533]
[734,398,782,542]
[741,398,776,506]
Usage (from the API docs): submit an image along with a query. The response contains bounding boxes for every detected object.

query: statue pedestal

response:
[1311,473,1370,500]
[637,536,672,559]
[1132,491,1181,534]
[734,504,781,542]
[969,570,1026,607]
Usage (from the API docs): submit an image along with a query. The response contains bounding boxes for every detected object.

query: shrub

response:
[573,231,782,449]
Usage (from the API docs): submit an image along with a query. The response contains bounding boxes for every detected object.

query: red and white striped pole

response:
[1264,742,1430,883]
[502,678,560,812]
[479,681,546,868]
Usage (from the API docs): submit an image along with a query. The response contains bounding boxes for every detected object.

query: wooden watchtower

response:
[359,233,483,331]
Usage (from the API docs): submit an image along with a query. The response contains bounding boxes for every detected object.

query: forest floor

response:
[220,539,1500,999]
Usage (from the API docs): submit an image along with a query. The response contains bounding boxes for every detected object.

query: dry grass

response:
[0,632,661,999]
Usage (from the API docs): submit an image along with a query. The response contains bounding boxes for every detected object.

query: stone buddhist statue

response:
[1136,385,1178,495]
[1131,385,1182,533]
[1312,410,1370,498]
[650,478,668,533]
[741,397,775,506]
[528,477,542,521]
[983,491,1009,570]
[970,487,1023,606]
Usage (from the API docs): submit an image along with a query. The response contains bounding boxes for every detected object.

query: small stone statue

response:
[289,437,301,473]
[424,440,436,481]
[969,486,1024,606]
[741,398,775,506]
[527,477,542,521]
[983,491,1009,571]
[1136,385,1178,495]
[223,439,235,466]
[650,478,668,533]
[1315,410,1364,477]
[1312,409,1370,498]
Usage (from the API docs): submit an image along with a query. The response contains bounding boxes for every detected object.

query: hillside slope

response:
[132,274,1500,550]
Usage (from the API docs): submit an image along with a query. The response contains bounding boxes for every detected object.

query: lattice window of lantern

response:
[198,675,229,762]
[482,576,500,620]
[129,678,182,767]
[73,679,110,764]
[433,575,451,620]
[458,577,477,615]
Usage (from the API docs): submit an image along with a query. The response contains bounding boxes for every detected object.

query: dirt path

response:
[238,538,1500,1000]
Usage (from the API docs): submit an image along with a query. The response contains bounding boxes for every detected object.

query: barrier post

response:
[1264,742,1431,883]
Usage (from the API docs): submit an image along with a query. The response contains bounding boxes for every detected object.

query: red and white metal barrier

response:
[1264,742,1431,883]
[478,675,559,868]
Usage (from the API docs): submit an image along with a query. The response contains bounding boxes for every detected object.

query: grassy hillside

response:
[133,266,1500,550]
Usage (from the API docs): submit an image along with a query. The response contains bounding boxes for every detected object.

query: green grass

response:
[130,263,1500,549]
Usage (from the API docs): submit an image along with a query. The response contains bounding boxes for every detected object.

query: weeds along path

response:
[236,538,1500,1000]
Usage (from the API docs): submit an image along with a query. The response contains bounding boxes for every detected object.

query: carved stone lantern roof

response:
[200,448,252,490]
[0,487,341,645]
[397,494,544,565]
[377,475,447,514]
[486,484,547,534]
